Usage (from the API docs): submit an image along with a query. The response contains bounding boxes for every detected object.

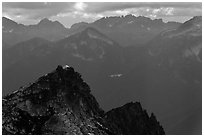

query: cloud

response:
[2,2,74,10]
[83,2,201,13]
[2,2,202,27]
[74,2,87,11]
[2,2,74,20]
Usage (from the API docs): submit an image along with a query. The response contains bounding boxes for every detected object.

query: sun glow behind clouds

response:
[74,2,87,11]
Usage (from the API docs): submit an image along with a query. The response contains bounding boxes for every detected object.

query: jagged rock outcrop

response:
[2,65,165,135]
[104,102,165,135]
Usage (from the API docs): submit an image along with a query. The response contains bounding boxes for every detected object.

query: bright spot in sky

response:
[74,2,87,11]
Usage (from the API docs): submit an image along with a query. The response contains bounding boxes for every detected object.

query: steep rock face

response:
[2,65,165,135]
[105,102,165,135]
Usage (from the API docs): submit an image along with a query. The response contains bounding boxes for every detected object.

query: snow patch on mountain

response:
[3,29,14,33]
[183,44,202,62]
[109,74,123,78]
[87,31,113,45]
[63,65,70,69]
[9,29,13,33]
[72,53,93,61]
[127,21,134,24]
[99,47,105,59]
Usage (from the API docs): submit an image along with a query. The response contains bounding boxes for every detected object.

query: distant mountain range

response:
[69,15,181,47]
[2,17,68,46]
[3,15,181,47]
[2,15,202,135]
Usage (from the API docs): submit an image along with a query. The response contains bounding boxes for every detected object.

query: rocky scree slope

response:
[2,65,165,135]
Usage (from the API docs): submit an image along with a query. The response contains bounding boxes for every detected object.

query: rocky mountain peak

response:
[2,17,17,25]
[38,18,52,25]
[3,65,104,134]
[37,18,66,29]
[2,17,21,30]
[190,16,202,24]
[3,65,165,135]
[178,16,202,31]
[105,102,165,135]
[70,22,89,29]
[124,14,136,19]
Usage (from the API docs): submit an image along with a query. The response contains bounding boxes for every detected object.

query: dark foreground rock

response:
[2,65,165,135]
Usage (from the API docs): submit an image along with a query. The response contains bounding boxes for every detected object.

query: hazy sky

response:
[2,2,202,28]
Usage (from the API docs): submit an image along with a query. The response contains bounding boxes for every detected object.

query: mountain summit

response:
[3,15,180,47]
[37,18,66,30]
[38,18,51,25]
[2,17,68,45]
[2,65,165,135]
[68,15,181,47]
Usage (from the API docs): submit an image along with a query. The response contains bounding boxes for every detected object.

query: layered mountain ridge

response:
[2,65,165,135]
[2,15,202,134]
[68,14,181,46]
[2,17,68,45]
[2,14,181,47]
